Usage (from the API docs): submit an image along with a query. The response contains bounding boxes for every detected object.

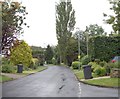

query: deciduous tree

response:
[10,40,32,67]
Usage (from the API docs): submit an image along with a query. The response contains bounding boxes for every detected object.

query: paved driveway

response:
[2,66,118,97]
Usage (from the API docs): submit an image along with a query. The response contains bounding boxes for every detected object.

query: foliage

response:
[10,40,33,67]
[1,1,28,55]
[99,61,108,67]
[2,57,16,73]
[56,1,76,64]
[85,24,107,37]
[2,57,10,65]
[94,59,101,64]
[52,58,56,65]
[89,36,120,62]
[103,0,120,34]
[29,58,39,69]
[44,45,54,64]
[93,66,106,76]
[108,61,120,69]
[81,55,91,65]
[72,61,81,69]
[2,65,16,73]
[66,37,78,66]
[88,62,99,72]
[31,47,45,66]
[73,30,87,55]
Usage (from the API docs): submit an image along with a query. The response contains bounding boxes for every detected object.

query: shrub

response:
[94,59,100,64]
[52,58,56,65]
[81,55,91,65]
[2,57,10,65]
[99,61,108,67]
[29,58,39,69]
[2,65,16,73]
[108,62,120,69]
[88,62,98,72]
[94,66,106,76]
[72,61,81,69]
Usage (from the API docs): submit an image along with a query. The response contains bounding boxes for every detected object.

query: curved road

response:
[2,66,118,97]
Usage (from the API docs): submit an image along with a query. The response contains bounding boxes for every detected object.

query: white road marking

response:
[78,82,81,97]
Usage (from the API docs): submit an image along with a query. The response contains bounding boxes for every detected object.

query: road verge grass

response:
[1,66,48,82]
[71,68,119,88]
[23,66,48,75]
[84,78,120,87]
[0,75,13,83]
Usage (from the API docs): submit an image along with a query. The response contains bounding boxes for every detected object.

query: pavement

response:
[2,66,119,97]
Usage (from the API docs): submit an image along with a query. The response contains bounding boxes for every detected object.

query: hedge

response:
[89,36,120,62]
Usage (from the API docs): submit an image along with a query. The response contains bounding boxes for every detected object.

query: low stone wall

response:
[110,68,120,78]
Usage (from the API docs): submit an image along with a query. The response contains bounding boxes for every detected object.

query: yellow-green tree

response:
[10,40,32,67]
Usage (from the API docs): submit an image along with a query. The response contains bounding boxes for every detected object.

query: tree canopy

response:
[1,1,28,56]
[10,40,32,67]
[103,0,120,34]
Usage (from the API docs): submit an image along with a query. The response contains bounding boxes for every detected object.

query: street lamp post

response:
[86,32,89,56]
[76,28,80,70]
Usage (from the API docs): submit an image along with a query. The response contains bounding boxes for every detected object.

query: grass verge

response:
[0,75,13,83]
[84,78,120,87]
[71,68,119,88]
[23,66,48,75]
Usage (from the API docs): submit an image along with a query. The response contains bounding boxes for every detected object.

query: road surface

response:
[2,66,118,97]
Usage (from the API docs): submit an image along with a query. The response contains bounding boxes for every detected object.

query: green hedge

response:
[72,61,81,69]
[89,36,120,62]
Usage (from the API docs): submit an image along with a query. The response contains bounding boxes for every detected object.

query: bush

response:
[29,58,39,69]
[108,62,120,69]
[72,61,81,69]
[94,66,106,76]
[81,55,91,65]
[52,58,56,65]
[2,65,16,73]
[99,61,108,67]
[2,57,10,65]
[94,59,100,64]
[88,62,98,72]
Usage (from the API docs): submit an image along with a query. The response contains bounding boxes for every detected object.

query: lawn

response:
[84,78,120,87]
[72,69,84,79]
[0,75,12,83]
[71,68,120,87]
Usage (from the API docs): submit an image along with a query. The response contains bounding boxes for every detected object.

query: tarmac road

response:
[2,66,118,97]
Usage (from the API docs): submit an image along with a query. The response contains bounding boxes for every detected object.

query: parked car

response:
[111,56,120,63]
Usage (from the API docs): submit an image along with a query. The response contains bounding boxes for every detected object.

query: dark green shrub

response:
[94,59,100,64]
[2,65,16,73]
[81,55,90,65]
[72,61,81,69]
[99,61,108,67]
[94,66,106,76]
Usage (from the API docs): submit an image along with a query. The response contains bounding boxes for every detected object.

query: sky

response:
[10,0,113,47]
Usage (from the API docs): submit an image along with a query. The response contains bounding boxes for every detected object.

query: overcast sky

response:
[18,0,113,47]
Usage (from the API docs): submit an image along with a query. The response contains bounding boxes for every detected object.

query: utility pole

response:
[76,28,80,70]
[86,32,89,56]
